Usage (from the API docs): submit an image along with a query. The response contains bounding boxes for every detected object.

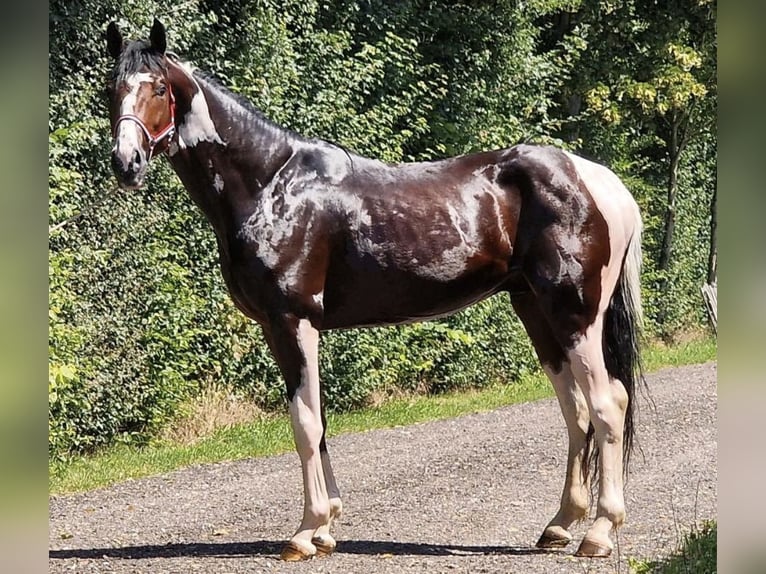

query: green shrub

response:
[319,298,538,411]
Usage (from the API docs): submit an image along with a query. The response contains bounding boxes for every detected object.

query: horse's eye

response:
[155,84,167,97]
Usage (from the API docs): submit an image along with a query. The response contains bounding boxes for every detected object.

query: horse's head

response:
[105,19,175,189]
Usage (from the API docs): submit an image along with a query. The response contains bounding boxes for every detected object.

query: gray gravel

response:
[49,362,717,573]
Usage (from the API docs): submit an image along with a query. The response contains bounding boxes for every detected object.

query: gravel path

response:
[49,362,717,573]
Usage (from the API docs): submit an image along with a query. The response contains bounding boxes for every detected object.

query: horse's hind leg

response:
[517,287,628,557]
[567,318,629,557]
[510,292,590,549]
[537,363,591,548]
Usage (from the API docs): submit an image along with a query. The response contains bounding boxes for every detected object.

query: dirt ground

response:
[49,362,717,574]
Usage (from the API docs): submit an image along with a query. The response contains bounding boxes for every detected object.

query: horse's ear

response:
[106,21,123,59]
[150,18,166,54]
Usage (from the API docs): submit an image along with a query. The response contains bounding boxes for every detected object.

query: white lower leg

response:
[288,396,329,552]
[568,338,628,550]
[286,319,330,554]
[312,450,342,549]
[541,364,590,544]
[588,380,628,543]
[322,450,343,519]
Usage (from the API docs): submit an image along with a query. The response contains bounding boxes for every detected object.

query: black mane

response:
[192,69,284,130]
[114,39,165,81]
[190,66,359,163]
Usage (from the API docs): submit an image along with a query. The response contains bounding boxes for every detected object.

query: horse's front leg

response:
[310,410,343,556]
[266,314,332,561]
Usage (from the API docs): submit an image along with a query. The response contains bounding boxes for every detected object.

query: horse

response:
[104,19,644,561]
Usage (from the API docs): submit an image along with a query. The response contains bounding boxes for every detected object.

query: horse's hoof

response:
[536,525,573,549]
[312,534,337,556]
[280,540,315,561]
[574,538,612,558]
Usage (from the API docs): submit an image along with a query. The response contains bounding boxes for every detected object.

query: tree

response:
[541,0,717,331]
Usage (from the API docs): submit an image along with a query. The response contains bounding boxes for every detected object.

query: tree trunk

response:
[658,114,682,272]
[706,183,717,284]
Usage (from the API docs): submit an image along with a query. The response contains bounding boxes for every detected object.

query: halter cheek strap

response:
[113,84,176,160]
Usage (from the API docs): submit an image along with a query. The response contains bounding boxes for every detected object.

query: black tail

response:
[583,226,645,482]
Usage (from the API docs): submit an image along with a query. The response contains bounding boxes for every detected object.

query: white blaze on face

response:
[112,72,154,172]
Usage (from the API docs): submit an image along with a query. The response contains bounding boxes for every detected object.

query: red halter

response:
[113,83,176,160]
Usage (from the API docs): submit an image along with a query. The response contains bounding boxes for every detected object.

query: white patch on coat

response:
[319,147,350,184]
[239,156,298,269]
[489,192,511,250]
[277,191,373,293]
[416,181,484,281]
[564,151,641,316]
[177,89,224,149]
[213,173,224,193]
[240,152,371,290]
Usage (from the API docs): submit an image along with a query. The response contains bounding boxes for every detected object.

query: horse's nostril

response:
[111,153,126,175]
[112,150,140,181]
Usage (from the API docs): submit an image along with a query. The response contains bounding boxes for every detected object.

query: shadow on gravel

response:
[338,541,551,556]
[50,540,555,560]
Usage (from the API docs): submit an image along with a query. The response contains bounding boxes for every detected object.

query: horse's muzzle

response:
[111,148,146,189]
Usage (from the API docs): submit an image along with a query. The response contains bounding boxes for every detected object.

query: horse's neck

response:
[199,75,297,165]
[167,77,296,237]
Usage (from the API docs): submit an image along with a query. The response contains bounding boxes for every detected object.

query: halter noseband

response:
[113,82,176,160]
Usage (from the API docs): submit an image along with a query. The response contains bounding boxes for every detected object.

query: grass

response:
[629,520,717,574]
[49,334,716,495]
[641,333,717,372]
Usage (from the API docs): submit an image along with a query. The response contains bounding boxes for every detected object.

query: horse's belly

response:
[320,264,509,329]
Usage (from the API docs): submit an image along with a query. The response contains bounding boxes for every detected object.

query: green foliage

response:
[48,0,717,459]
[320,295,538,411]
[629,520,717,574]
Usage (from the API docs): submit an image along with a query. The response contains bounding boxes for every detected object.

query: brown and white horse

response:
[105,20,644,561]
